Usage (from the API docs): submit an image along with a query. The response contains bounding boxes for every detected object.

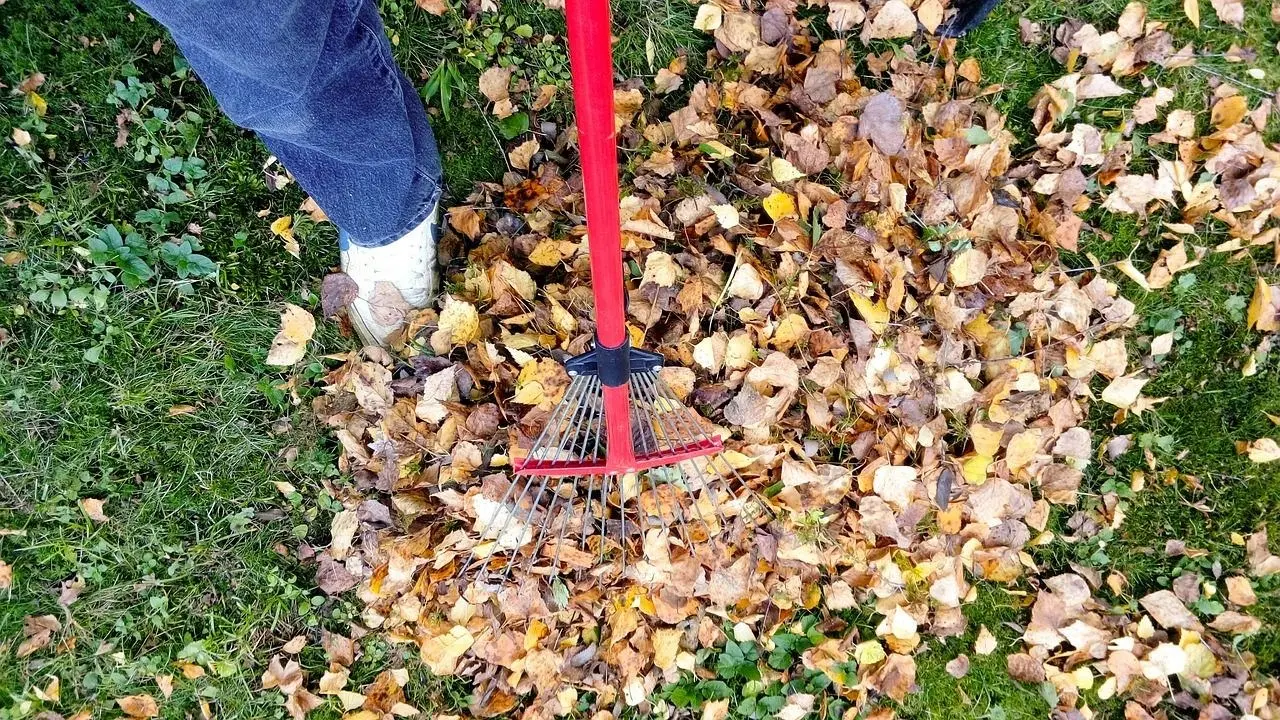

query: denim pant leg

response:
[134,0,443,248]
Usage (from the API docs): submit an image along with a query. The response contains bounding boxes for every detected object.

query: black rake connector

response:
[565,339,664,387]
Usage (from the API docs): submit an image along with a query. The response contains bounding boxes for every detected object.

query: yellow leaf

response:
[850,293,889,335]
[762,190,797,221]
[853,640,887,665]
[528,238,573,266]
[495,260,536,300]
[724,332,756,370]
[1116,259,1153,291]
[270,215,295,241]
[1211,95,1248,131]
[265,303,316,366]
[436,297,481,346]
[770,157,805,183]
[419,625,474,675]
[28,91,48,117]
[1184,0,1200,26]
[1247,276,1277,332]
[771,312,809,351]
[694,3,723,31]
[969,423,1003,457]
[960,454,993,484]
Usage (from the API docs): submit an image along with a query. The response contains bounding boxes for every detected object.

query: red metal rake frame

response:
[511,0,723,478]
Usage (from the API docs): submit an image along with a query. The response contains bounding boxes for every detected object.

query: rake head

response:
[459,345,765,582]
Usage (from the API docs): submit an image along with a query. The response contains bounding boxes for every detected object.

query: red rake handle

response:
[565,0,627,348]
[565,0,636,469]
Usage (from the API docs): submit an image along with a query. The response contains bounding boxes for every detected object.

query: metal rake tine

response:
[632,373,698,544]
[597,470,613,566]
[457,375,594,580]
[636,372,733,532]
[500,377,599,581]
[650,374,753,503]
[549,475,579,572]
[634,371,727,545]
[476,375,595,581]
[580,393,606,550]
[522,476,571,576]
[536,378,602,574]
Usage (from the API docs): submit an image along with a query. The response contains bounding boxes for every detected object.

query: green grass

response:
[3,0,1280,717]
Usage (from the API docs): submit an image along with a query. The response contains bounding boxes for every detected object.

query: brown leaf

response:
[1210,0,1244,26]
[415,0,449,14]
[859,93,906,156]
[116,694,159,718]
[80,497,109,522]
[1209,610,1261,634]
[448,206,483,240]
[478,67,512,103]
[1140,589,1204,631]
[17,615,60,658]
[321,272,359,317]
[1006,653,1046,683]
[316,555,358,595]
[945,654,970,678]
[1226,576,1257,606]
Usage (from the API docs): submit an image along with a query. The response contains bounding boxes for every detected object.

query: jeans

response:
[135,0,443,248]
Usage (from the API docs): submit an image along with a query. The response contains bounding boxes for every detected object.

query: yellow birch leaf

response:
[961,454,993,484]
[762,190,797,221]
[770,157,805,183]
[437,297,481,345]
[851,293,889,335]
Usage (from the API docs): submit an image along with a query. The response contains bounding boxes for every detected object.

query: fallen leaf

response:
[1246,438,1280,463]
[17,615,60,658]
[271,216,300,259]
[321,273,359,317]
[861,0,916,40]
[434,296,481,348]
[80,497,109,522]
[726,263,765,300]
[265,303,316,366]
[415,0,449,14]
[478,67,512,103]
[1006,653,1046,683]
[1101,375,1147,409]
[859,92,906,155]
[763,190,798,221]
[117,694,159,718]
[1140,589,1204,631]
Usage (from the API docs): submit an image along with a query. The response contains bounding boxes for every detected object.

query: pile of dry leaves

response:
[293,1,1280,718]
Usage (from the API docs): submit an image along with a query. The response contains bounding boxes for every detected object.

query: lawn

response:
[2,0,1279,718]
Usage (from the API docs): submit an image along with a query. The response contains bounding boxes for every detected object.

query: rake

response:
[461,0,766,581]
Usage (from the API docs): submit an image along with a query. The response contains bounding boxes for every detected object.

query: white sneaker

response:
[339,203,439,348]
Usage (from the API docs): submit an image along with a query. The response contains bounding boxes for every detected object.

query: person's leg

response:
[135,0,442,344]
